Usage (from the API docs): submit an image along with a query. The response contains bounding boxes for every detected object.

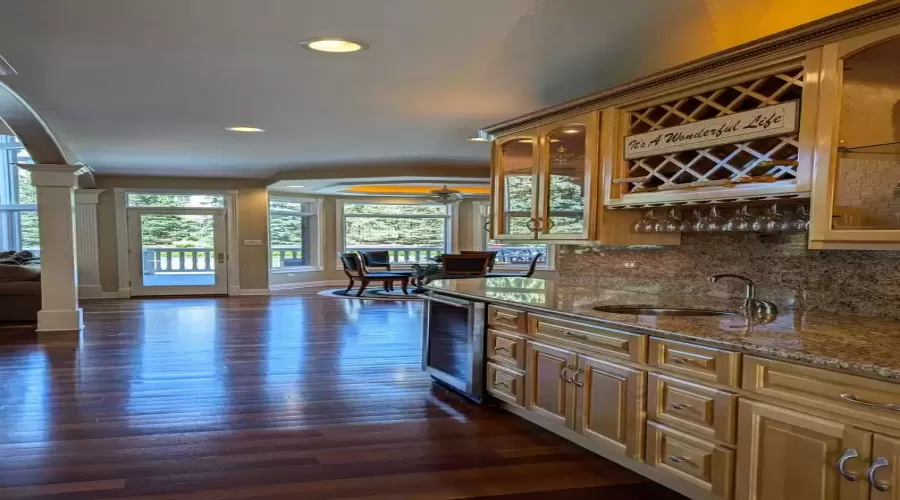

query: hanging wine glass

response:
[786,205,810,232]
[753,203,786,233]
[705,206,728,232]
[655,208,682,233]
[692,209,710,232]
[725,205,755,232]
[680,208,699,232]
[633,209,658,233]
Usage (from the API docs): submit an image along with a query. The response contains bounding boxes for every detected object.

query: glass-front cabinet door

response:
[810,25,900,249]
[492,132,540,239]
[537,112,598,240]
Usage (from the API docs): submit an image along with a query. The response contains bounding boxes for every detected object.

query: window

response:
[478,203,550,269]
[127,193,224,208]
[269,197,319,271]
[0,136,38,252]
[340,202,452,264]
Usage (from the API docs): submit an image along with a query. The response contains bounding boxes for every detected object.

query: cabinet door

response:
[537,112,598,240]
[492,132,540,240]
[736,400,871,500]
[575,354,645,459]
[871,434,900,500]
[809,24,900,249]
[525,341,576,429]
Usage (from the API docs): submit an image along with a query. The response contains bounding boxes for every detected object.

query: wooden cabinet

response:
[871,435,900,500]
[647,421,735,499]
[575,354,646,458]
[648,373,738,445]
[809,23,900,250]
[648,337,741,387]
[735,400,871,500]
[486,361,525,407]
[525,341,576,428]
[491,112,598,242]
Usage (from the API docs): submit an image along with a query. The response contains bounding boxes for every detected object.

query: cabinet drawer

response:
[487,305,527,333]
[487,329,526,369]
[743,356,900,427]
[649,338,741,387]
[529,313,646,363]
[646,421,735,500]
[486,362,524,407]
[648,373,738,445]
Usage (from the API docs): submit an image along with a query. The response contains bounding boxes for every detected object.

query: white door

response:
[128,208,228,296]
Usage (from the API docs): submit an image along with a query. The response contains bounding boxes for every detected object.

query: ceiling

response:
[0,0,873,178]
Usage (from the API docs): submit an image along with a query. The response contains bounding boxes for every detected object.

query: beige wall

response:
[94,175,270,293]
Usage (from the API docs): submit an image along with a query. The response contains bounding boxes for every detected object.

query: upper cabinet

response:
[493,131,540,239]
[809,24,900,250]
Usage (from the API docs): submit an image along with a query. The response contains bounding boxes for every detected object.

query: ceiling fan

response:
[426,185,464,205]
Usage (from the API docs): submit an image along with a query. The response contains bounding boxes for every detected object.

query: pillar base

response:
[37,308,84,332]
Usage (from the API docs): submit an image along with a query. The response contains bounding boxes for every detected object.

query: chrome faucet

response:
[708,274,778,319]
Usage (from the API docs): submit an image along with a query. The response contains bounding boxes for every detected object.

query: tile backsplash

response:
[558,232,900,318]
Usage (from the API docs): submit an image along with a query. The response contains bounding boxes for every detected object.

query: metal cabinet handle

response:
[572,369,585,388]
[671,357,689,365]
[494,346,511,354]
[668,455,685,463]
[483,220,491,233]
[837,448,860,482]
[560,367,573,382]
[670,403,692,410]
[867,457,891,492]
[528,217,541,232]
[494,380,510,389]
[840,393,900,412]
[546,218,556,230]
[563,331,589,340]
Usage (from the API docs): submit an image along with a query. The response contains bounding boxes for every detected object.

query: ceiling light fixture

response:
[301,37,367,53]
[426,185,464,205]
[227,126,265,132]
[563,128,581,134]
[467,136,489,142]
[287,185,305,188]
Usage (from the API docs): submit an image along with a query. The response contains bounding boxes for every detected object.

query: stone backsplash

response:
[558,232,900,318]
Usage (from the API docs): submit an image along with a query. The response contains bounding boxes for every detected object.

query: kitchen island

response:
[425,277,900,500]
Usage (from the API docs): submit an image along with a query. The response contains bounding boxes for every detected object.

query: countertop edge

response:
[424,286,900,383]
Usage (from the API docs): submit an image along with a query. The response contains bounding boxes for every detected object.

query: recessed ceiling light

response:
[519,139,534,143]
[227,126,265,132]
[466,137,489,142]
[288,185,305,188]
[563,129,581,134]
[301,37,367,53]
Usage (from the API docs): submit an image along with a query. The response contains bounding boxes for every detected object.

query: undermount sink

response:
[593,306,737,317]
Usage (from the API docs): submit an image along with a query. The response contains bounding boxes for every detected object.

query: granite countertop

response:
[426,277,900,383]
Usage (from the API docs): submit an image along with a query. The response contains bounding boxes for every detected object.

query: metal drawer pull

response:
[839,393,900,411]
[867,457,891,492]
[572,369,585,388]
[837,448,860,481]
[670,403,692,410]
[668,455,685,463]
[671,357,689,364]
[494,380,510,389]
[563,331,590,340]
[494,346,511,354]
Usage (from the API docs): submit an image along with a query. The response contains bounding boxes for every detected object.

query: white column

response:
[75,189,105,299]
[20,164,86,332]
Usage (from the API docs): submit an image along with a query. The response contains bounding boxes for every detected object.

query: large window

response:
[0,136,38,252]
[269,197,319,270]
[340,202,452,264]
[478,203,550,269]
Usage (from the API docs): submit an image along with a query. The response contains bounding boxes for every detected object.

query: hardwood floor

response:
[0,295,685,499]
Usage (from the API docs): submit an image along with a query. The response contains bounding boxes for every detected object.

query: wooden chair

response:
[338,253,410,297]
[422,254,491,285]
[358,250,414,291]
[486,253,543,278]
[460,250,498,272]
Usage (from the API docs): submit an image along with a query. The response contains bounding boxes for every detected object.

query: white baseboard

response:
[118,287,131,298]
[228,285,241,297]
[102,292,121,299]
[269,280,346,291]
[239,288,270,296]
[78,285,103,299]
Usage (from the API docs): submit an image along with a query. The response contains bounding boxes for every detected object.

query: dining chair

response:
[486,253,543,278]
[338,253,410,297]
[358,250,415,291]
[460,250,498,272]
[421,254,491,285]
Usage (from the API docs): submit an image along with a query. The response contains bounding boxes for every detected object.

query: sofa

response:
[0,264,40,322]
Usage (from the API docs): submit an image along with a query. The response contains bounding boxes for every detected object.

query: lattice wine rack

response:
[614,67,805,205]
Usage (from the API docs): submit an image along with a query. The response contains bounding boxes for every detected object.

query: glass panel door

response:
[495,134,539,239]
[128,210,227,296]
[538,113,596,240]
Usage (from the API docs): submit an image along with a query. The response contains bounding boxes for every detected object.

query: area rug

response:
[316,288,425,301]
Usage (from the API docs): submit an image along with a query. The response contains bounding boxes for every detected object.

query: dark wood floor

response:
[0,295,685,499]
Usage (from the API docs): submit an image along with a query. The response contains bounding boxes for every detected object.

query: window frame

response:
[473,201,554,271]
[0,143,38,252]
[336,198,458,270]
[268,195,323,274]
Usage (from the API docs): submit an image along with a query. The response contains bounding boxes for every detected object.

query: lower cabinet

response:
[525,341,577,428]
[647,421,735,499]
[576,354,646,459]
[735,400,872,500]
[871,435,900,500]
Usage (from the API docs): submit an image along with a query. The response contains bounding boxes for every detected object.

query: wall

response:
[94,175,270,294]
[557,232,900,318]
[835,157,900,227]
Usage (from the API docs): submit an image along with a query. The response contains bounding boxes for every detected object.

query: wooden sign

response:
[624,101,799,160]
